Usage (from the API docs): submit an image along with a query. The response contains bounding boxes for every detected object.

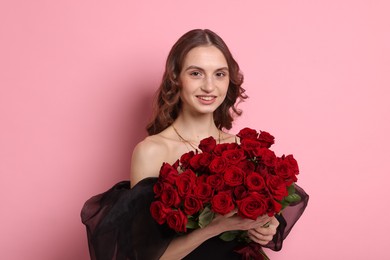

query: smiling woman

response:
[81,29,308,260]
[146,29,247,136]
[179,45,230,117]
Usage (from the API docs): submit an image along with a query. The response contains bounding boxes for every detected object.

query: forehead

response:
[182,45,228,68]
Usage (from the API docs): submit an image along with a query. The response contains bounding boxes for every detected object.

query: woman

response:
[81,29,308,260]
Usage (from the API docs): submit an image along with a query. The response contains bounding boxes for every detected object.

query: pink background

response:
[1,1,389,259]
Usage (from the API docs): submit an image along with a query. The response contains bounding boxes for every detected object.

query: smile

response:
[196,95,216,101]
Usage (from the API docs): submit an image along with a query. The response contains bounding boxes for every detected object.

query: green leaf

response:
[293,193,301,202]
[186,218,198,229]
[287,184,296,195]
[219,231,240,241]
[285,193,301,203]
[198,207,214,228]
[280,199,290,209]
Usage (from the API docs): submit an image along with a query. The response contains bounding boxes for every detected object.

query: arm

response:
[161,212,272,260]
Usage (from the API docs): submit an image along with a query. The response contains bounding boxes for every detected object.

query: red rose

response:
[258,131,275,148]
[176,173,195,198]
[153,181,164,198]
[180,151,195,169]
[224,166,245,186]
[199,136,217,153]
[183,195,203,215]
[222,149,245,165]
[194,182,213,202]
[172,159,179,169]
[284,154,299,175]
[269,199,282,215]
[160,184,181,207]
[237,192,269,220]
[213,143,229,156]
[265,175,288,201]
[254,148,276,167]
[189,153,202,170]
[150,201,170,224]
[198,153,213,168]
[237,160,255,174]
[227,143,239,150]
[240,139,261,157]
[256,165,270,178]
[159,163,179,184]
[275,155,299,185]
[237,128,259,141]
[211,191,235,215]
[207,173,225,191]
[181,168,197,179]
[196,174,208,184]
[245,172,265,191]
[233,185,247,200]
[214,143,239,156]
[166,209,187,233]
[209,156,228,174]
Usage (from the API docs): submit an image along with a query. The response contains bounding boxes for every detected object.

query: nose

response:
[201,76,215,93]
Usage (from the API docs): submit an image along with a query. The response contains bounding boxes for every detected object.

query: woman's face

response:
[178,45,229,116]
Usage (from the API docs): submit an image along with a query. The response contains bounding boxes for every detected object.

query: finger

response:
[247,231,273,245]
[225,209,238,218]
[255,224,278,235]
[255,226,277,236]
[269,216,280,228]
[249,231,273,242]
[256,215,271,226]
[257,216,279,230]
[249,219,278,236]
[249,225,277,236]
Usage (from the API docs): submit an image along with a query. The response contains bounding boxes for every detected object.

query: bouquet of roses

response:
[150,127,301,260]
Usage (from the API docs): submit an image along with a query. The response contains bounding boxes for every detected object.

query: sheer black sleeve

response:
[264,184,309,251]
[81,178,175,260]
[81,180,308,259]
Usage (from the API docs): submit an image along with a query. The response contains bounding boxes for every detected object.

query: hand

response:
[247,216,279,245]
[209,210,271,234]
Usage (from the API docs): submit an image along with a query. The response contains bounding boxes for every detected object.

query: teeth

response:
[198,96,215,101]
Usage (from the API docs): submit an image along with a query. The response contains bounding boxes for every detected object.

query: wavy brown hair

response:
[146,29,247,135]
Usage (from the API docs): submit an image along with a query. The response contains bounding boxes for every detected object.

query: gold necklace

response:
[172,124,221,151]
[172,125,198,150]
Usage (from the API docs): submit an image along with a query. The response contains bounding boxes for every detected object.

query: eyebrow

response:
[184,65,229,72]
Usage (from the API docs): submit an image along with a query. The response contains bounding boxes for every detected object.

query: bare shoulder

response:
[130,135,168,187]
[132,135,167,160]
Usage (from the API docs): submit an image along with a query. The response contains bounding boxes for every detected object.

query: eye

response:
[190,71,202,77]
[216,71,227,77]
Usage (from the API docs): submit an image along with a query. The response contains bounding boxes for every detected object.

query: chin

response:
[184,100,224,115]
[196,106,221,115]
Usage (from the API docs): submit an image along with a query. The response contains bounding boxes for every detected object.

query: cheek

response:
[180,78,196,93]
[179,85,189,98]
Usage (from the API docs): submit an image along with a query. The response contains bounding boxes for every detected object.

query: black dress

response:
[81,178,309,260]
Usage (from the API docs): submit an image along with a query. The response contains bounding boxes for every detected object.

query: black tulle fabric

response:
[81,177,309,260]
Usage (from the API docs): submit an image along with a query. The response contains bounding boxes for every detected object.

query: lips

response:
[196,95,217,104]
[197,95,216,100]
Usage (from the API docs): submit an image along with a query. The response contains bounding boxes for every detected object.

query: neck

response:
[173,113,219,142]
